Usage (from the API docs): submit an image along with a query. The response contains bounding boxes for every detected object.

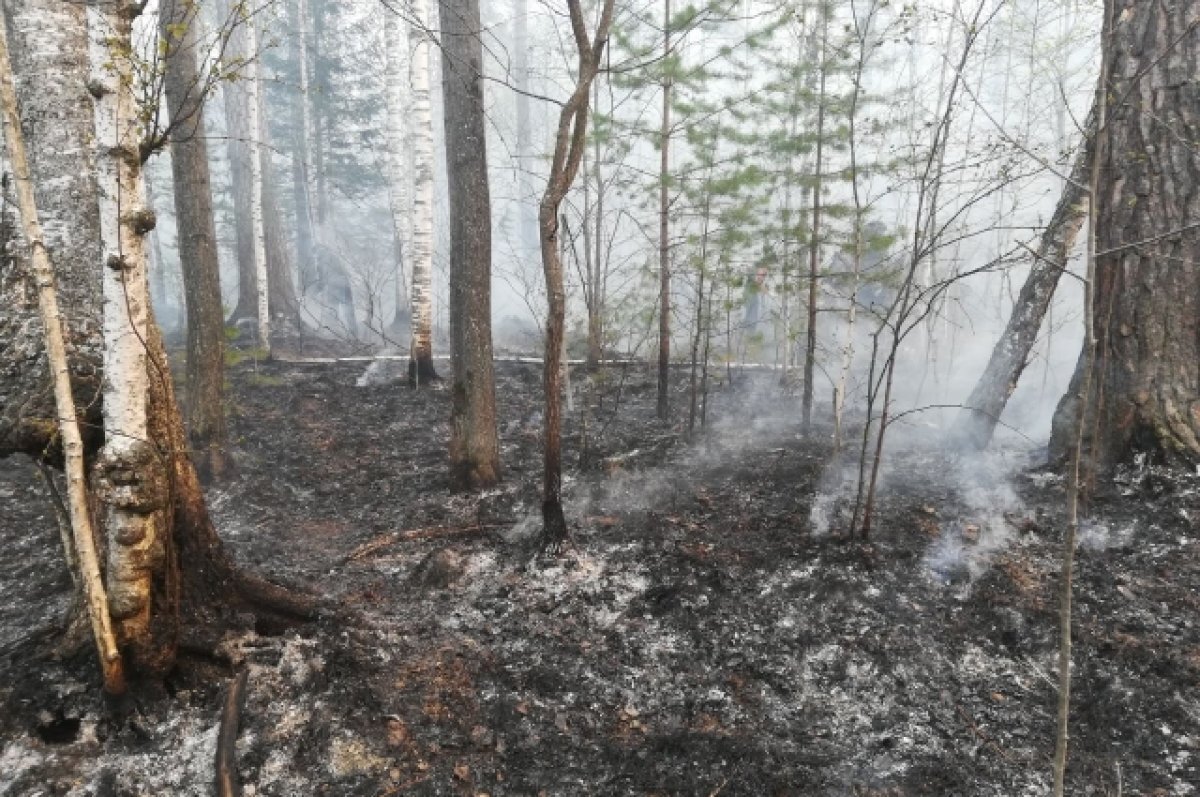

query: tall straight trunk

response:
[0,16,123,692]
[292,0,318,293]
[1049,0,1200,472]
[219,1,256,324]
[536,0,614,550]
[956,117,1092,449]
[262,146,304,331]
[802,9,828,432]
[160,0,231,481]
[512,0,537,260]
[441,0,500,488]
[243,13,270,350]
[409,0,437,382]
[656,0,671,421]
[88,0,162,653]
[383,6,411,332]
[586,77,606,368]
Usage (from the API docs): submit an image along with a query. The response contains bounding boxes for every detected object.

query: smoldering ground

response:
[1,353,1197,796]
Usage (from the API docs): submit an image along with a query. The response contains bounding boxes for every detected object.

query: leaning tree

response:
[1048,1,1200,472]
[0,0,311,692]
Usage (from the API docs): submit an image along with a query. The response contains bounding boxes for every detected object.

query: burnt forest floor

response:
[2,354,1199,796]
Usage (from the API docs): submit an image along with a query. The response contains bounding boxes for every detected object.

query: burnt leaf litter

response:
[2,357,1199,795]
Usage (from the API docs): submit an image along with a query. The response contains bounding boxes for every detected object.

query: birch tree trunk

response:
[512,0,537,261]
[383,6,411,335]
[243,13,270,350]
[1048,1,1200,472]
[292,0,318,294]
[160,0,231,481]
[441,0,500,488]
[88,0,164,652]
[0,13,123,693]
[409,0,438,383]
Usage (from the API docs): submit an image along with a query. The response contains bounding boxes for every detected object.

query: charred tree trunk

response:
[160,0,231,482]
[1048,3,1200,472]
[956,118,1092,450]
[441,0,500,489]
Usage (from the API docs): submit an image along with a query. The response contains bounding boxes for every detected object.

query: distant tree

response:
[440,0,501,488]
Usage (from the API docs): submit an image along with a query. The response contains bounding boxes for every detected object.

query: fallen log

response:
[215,669,250,797]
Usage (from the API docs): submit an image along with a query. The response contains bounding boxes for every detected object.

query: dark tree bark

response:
[160,0,231,482]
[262,149,305,333]
[956,114,1093,450]
[440,0,500,489]
[219,0,257,326]
[1048,3,1200,472]
[536,0,615,550]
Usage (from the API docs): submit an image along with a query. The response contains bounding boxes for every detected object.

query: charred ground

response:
[1,357,1198,795]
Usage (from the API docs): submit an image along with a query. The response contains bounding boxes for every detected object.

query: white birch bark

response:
[0,18,124,692]
[87,0,160,641]
[245,14,270,351]
[383,9,412,315]
[409,0,435,374]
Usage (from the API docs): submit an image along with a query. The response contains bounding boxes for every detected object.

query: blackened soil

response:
[1,358,1198,796]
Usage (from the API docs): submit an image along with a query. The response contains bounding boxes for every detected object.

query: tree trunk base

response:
[408,355,441,387]
[540,499,570,556]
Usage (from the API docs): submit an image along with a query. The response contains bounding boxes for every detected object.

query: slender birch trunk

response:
[409,0,438,383]
[512,0,537,260]
[244,14,270,351]
[383,7,411,335]
[0,19,124,693]
[292,0,318,294]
